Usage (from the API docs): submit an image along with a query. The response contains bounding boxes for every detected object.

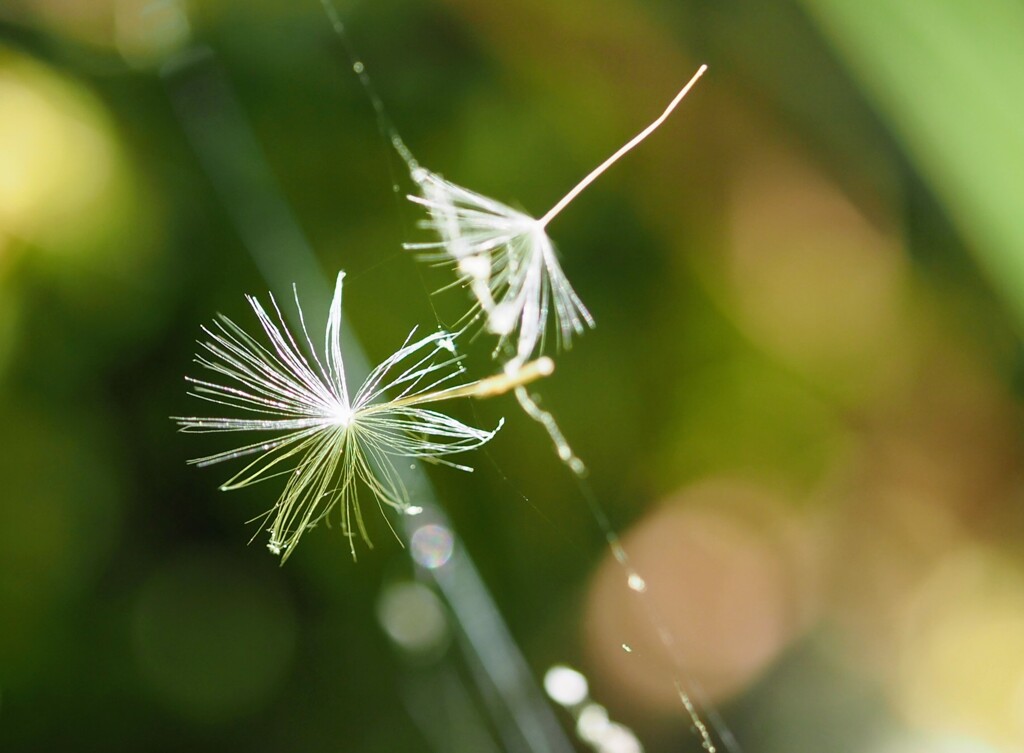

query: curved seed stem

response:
[538,64,708,229]
[388,357,555,408]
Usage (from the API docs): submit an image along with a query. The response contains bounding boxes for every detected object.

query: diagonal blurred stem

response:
[160,45,572,753]
[798,0,1024,330]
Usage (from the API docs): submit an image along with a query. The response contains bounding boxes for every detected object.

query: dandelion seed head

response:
[405,169,594,366]
[174,271,501,559]
[405,68,708,367]
[488,302,518,336]
[329,399,353,427]
[457,253,489,281]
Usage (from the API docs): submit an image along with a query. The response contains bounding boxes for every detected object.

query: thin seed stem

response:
[537,64,708,229]
[385,357,555,409]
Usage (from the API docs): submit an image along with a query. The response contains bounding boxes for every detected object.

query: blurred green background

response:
[3,1,1024,751]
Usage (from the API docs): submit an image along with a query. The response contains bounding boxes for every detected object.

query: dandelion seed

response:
[175,271,551,560]
[407,173,593,367]
[405,65,707,367]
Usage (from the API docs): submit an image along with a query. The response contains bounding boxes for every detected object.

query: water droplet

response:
[594,722,643,753]
[611,542,628,565]
[352,61,364,74]
[627,573,647,593]
[543,665,589,706]
[576,703,610,744]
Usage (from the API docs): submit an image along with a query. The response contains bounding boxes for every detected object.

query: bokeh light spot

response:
[627,573,647,593]
[878,732,1004,753]
[0,54,117,245]
[596,723,644,753]
[377,581,450,658]
[725,148,910,400]
[586,479,815,708]
[896,548,1024,748]
[577,703,610,743]
[544,664,589,707]
[410,523,454,569]
[115,0,191,68]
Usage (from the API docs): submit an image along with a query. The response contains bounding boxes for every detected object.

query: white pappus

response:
[175,271,552,559]
[405,65,707,370]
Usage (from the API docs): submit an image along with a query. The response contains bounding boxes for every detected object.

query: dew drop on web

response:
[627,572,647,593]
[543,665,588,706]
